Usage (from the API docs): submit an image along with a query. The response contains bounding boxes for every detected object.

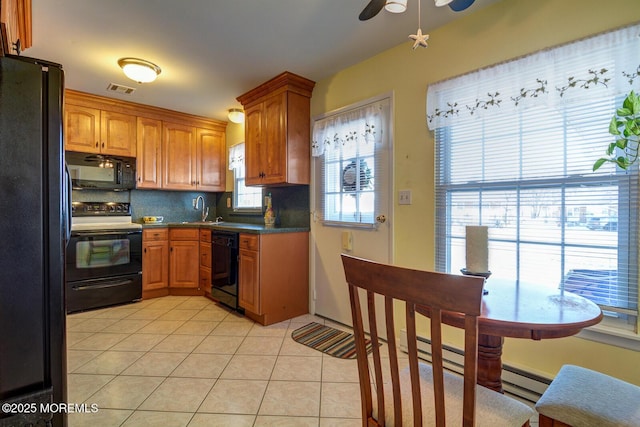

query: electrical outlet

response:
[226,197,231,208]
[399,190,412,205]
[192,198,197,209]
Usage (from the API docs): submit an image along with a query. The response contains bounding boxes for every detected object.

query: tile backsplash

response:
[214,185,310,228]
[71,185,310,228]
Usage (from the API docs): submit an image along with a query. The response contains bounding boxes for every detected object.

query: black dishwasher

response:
[210,230,241,312]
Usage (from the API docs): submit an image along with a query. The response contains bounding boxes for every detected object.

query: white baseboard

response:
[399,329,551,403]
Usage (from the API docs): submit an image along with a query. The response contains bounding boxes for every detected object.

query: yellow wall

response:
[224,121,245,192]
[310,0,640,385]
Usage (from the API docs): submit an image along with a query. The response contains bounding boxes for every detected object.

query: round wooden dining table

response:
[417,278,603,393]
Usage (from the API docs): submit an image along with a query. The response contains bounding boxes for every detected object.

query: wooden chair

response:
[341,254,534,427]
[535,364,640,427]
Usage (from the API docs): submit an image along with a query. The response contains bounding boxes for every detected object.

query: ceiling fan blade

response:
[359,0,386,21]
[449,0,475,12]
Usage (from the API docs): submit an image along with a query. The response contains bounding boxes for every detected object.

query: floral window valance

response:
[228,142,244,171]
[426,23,640,130]
[312,100,385,157]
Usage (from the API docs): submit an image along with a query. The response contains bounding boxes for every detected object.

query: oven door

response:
[66,229,142,282]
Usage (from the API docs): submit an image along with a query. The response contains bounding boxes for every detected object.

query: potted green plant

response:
[593,90,640,171]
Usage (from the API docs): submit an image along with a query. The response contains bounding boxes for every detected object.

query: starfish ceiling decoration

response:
[408,0,429,50]
[409,28,429,49]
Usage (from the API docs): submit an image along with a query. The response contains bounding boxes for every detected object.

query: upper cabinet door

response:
[1,0,32,54]
[244,103,264,185]
[196,127,226,192]
[163,122,196,190]
[261,92,287,185]
[101,111,137,157]
[64,105,101,153]
[136,117,163,189]
[243,93,287,186]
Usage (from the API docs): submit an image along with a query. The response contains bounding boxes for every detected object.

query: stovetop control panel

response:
[71,202,132,217]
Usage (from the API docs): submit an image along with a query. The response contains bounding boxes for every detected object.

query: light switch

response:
[342,231,353,251]
[399,190,412,205]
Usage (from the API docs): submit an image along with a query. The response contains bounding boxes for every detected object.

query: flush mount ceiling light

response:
[117,57,161,84]
[228,108,245,124]
[384,0,407,13]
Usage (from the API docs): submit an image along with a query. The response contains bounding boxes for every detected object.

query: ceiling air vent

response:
[106,83,136,95]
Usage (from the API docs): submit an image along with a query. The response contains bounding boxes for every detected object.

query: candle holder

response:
[460,268,491,294]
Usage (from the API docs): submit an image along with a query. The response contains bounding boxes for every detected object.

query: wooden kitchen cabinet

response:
[142,228,169,299]
[169,228,202,294]
[0,0,31,55]
[238,232,309,325]
[63,90,227,191]
[162,122,226,191]
[64,104,137,157]
[199,229,212,298]
[196,127,226,192]
[136,117,163,189]
[237,71,315,186]
[163,122,196,190]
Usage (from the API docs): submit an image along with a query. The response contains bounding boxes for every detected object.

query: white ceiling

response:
[25,0,499,122]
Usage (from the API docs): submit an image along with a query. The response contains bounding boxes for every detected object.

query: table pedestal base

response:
[477,334,504,393]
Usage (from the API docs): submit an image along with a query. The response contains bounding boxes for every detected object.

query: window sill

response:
[578,324,640,351]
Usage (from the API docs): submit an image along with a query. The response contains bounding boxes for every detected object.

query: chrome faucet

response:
[194,195,208,221]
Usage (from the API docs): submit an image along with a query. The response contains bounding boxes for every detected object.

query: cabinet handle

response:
[102,142,105,148]
[144,248,147,253]
[95,141,99,148]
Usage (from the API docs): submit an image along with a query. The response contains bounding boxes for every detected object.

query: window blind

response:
[429,24,640,330]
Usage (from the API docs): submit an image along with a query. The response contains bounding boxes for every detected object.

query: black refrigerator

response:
[0,54,69,427]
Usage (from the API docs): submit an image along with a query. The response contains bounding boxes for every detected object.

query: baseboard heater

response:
[399,329,551,403]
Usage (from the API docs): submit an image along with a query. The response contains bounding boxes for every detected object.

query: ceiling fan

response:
[358,0,475,21]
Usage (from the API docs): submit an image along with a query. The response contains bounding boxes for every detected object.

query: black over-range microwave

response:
[66,151,136,191]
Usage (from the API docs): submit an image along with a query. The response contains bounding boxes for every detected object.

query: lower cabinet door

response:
[169,240,199,288]
[142,240,168,290]
[238,248,260,314]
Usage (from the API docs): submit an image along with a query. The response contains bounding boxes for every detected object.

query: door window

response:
[313,98,390,227]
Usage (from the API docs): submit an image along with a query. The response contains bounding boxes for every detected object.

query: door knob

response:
[376,214,386,223]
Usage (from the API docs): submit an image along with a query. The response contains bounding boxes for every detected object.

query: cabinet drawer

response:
[143,228,168,241]
[199,229,211,243]
[200,267,211,288]
[169,228,199,240]
[200,242,211,268]
[239,233,259,251]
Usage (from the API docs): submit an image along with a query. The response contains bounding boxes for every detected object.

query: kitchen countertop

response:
[141,221,309,234]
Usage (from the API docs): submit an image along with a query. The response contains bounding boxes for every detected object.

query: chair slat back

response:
[341,254,485,427]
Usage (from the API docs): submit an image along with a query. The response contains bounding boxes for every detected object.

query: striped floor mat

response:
[291,322,374,359]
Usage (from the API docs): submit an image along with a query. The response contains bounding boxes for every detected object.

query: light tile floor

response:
[66,295,538,426]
